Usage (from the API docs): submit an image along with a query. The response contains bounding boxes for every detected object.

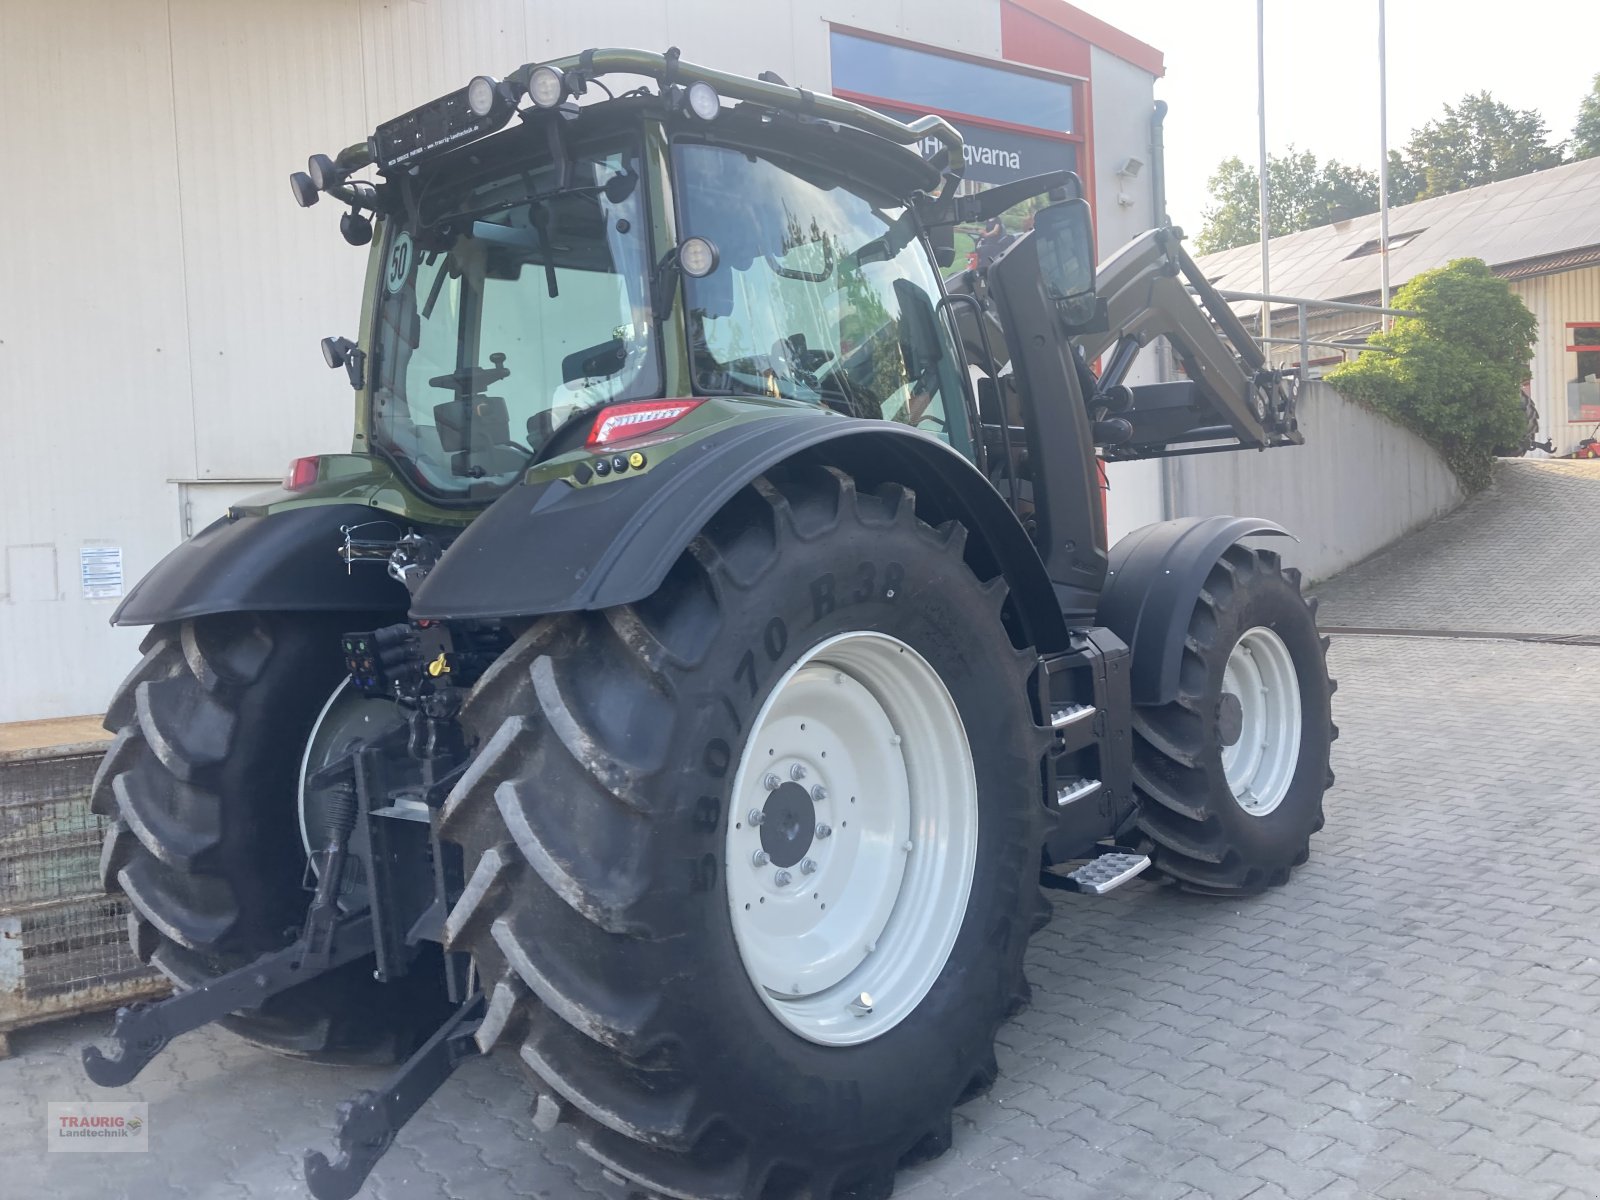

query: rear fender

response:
[112,503,411,627]
[410,414,1069,652]
[1097,516,1293,706]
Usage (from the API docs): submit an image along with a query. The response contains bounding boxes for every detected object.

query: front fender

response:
[410,414,1068,651]
[1097,516,1293,706]
[112,503,411,627]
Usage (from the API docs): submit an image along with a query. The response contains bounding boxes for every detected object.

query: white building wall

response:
[0,0,1161,722]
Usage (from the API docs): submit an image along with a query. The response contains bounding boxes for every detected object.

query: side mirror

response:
[1033,199,1098,327]
[928,221,955,269]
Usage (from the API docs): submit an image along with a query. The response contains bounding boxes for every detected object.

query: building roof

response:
[1191,154,1600,310]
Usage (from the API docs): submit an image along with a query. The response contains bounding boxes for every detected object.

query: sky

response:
[1068,0,1597,235]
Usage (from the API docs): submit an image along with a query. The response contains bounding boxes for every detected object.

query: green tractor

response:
[83,48,1332,1200]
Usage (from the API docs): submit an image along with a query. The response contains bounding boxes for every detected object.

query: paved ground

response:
[1314,459,1600,636]
[7,461,1600,1200]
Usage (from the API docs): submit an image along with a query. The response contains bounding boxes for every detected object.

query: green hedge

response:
[1325,258,1536,490]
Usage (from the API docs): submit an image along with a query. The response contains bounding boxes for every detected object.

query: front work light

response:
[527,64,567,109]
[686,81,721,120]
[678,237,719,278]
[466,75,500,117]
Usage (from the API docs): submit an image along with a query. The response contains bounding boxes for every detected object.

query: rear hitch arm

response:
[303,991,485,1200]
[81,913,375,1087]
[84,778,369,1088]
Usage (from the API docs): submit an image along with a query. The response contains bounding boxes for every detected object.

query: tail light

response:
[284,456,320,490]
[586,399,704,449]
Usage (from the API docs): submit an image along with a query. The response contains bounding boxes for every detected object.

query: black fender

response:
[112,503,411,627]
[410,413,1070,651]
[1096,515,1293,706]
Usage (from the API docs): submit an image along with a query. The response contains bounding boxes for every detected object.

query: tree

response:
[1396,92,1562,202]
[1326,258,1537,489]
[1574,74,1600,160]
[1195,148,1379,254]
[1385,149,1423,208]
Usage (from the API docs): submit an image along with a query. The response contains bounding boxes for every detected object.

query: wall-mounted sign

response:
[830,30,1080,190]
[80,545,123,600]
[911,117,1077,187]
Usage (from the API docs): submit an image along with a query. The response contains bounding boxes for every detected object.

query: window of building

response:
[829,30,1074,132]
[1569,323,1600,377]
[1344,230,1424,260]
[1566,322,1600,423]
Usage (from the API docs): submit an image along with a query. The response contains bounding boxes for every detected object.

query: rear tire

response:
[92,612,451,1063]
[1128,547,1334,893]
[439,463,1049,1199]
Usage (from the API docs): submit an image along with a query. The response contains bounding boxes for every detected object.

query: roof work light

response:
[527,65,567,109]
[466,75,502,117]
[686,81,721,120]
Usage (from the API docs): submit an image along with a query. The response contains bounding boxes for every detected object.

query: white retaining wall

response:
[1165,381,1464,582]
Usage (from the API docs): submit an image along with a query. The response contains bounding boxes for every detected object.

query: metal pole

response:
[1256,0,1272,348]
[1377,0,1392,328]
[1298,305,1309,382]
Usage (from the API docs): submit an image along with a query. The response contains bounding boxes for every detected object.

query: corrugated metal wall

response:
[1518,266,1600,454]
[1,0,1158,722]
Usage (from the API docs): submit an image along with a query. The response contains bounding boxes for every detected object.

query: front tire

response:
[439,463,1049,1199]
[1128,546,1334,893]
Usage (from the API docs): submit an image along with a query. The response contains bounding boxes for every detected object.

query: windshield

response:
[673,141,970,455]
[370,140,659,497]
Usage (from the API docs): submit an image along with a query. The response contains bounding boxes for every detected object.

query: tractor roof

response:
[337,47,960,201]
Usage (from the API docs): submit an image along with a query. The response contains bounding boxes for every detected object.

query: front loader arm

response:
[1077,229,1299,459]
[959,221,1299,463]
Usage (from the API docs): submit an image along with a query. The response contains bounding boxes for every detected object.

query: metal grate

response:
[0,747,166,1037]
[1,753,107,908]
[1,897,151,1000]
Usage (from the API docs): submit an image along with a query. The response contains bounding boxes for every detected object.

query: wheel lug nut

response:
[790,763,807,781]
[752,849,770,867]
[763,773,781,791]
[747,808,765,826]
[816,824,832,839]
[810,785,827,802]
[774,869,792,887]
[800,858,818,875]
[849,992,874,1016]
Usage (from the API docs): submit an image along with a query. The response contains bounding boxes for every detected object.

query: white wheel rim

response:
[725,631,977,1046]
[297,678,408,887]
[1220,626,1303,816]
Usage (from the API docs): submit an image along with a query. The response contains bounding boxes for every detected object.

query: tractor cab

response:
[298,60,1039,506]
